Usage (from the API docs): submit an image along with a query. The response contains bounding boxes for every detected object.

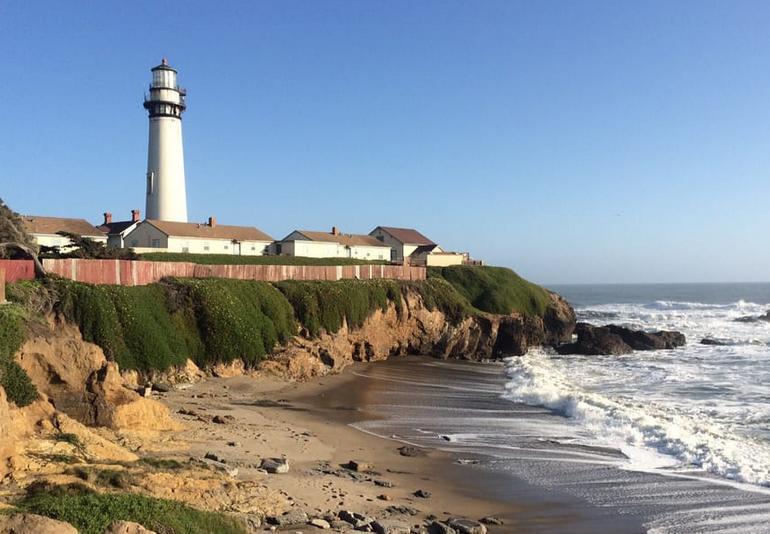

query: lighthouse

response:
[143,58,188,222]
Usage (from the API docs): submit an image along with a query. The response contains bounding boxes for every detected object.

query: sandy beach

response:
[158,357,635,533]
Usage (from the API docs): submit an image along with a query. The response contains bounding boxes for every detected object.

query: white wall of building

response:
[368,228,401,261]
[125,223,269,255]
[278,235,389,260]
[31,233,107,252]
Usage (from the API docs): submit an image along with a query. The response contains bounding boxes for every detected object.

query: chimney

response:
[103,212,112,225]
[208,216,217,227]
[131,209,141,222]
[331,226,339,236]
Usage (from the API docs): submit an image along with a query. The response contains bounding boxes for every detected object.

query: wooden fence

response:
[0,260,35,282]
[39,258,426,286]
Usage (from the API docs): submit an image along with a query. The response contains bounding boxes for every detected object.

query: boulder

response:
[345,459,371,472]
[102,521,157,534]
[88,363,182,431]
[700,338,731,346]
[0,513,78,534]
[557,323,685,355]
[260,457,289,474]
[310,518,331,529]
[413,489,431,498]
[270,508,308,526]
[372,519,411,534]
[447,518,487,534]
[428,522,456,534]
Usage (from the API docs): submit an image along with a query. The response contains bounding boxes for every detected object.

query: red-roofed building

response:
[369,226,468,266]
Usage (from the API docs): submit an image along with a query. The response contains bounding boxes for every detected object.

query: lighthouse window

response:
[146,172,154,194]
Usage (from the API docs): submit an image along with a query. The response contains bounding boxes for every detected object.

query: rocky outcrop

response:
[15,323,180,432]
[262,287,575,379]
[557,323,686,355]
[0,388,15,479]
[0,513,78,534]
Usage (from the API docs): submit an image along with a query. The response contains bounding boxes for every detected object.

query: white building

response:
[369,226,467,266]
[124,217,272,255]
[144,59,188,222]
[98,210,142,248]
[276,228,391,260]
[21,215,107,250]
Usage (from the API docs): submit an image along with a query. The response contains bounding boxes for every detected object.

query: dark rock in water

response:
[557,323,685,355]
[735,310,770,323]
[700,338,731,346]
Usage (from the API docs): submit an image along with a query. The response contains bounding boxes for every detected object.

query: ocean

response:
[349,283,770,533]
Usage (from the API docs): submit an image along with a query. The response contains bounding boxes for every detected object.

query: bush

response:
[140,252,387,266]
[276,279,402,337]
[428,265,550,317]
[0,304,37,406]
[16,484,245,534]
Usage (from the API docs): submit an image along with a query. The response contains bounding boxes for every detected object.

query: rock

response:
[227,441,242,447]
[446,518,487,534]
[151,383,172,393]
[478,517,504,526]
[557,323,685,355]
[372,519,411,534]
[398,446,427,457]
[103,520,157,533]
[345,460,371,472]
[0,513,79,534]
[428,522,456,534]
[270,508,308,526]
[413,489,431,498]
[212,414,235,424]
[201,457,238,477]
[310,518,331,529]
[700,337,731,346]
[385,506,420,516]
[735,310,770,323]
[377,494,391,501]
[260,457,289,474]
[374,479,393,488]
[139,386,153,397]
[204,451,224,463]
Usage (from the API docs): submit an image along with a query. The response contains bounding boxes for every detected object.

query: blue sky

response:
[1,1,769,284]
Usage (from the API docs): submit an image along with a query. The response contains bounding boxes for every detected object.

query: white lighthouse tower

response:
[143,58,188,222]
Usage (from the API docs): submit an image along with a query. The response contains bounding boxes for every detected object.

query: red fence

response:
[0,260,35,282]
[40,259,426,286]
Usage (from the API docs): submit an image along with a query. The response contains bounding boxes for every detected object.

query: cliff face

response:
[262,286,575,380]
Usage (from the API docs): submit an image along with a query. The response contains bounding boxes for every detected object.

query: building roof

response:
[145,220,273,242]
[373,226,435,246]
[98,220,139,236]
[22,215,105,237]
[151,58,177,72]
[290,230,388,248]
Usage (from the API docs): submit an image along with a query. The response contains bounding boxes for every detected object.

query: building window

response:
[251,246,256,251]
[151,239,160,248]
[224,245,229,250]
[203,242,209,251]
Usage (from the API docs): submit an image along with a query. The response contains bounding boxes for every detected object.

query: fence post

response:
[0,267,6,303]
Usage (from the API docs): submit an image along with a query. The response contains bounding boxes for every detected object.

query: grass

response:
[428,265,551,317]
[140,252,388,266]
[404,278,478,324]
[16,483,245,534]
[0,303,38,406]
[275,279,402,337]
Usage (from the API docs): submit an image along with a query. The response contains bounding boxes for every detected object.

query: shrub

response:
[0,304,37,406]
[275,279,401,337]
[140,252,387,266]
[428,265,550,317]
[16,484,245,534]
